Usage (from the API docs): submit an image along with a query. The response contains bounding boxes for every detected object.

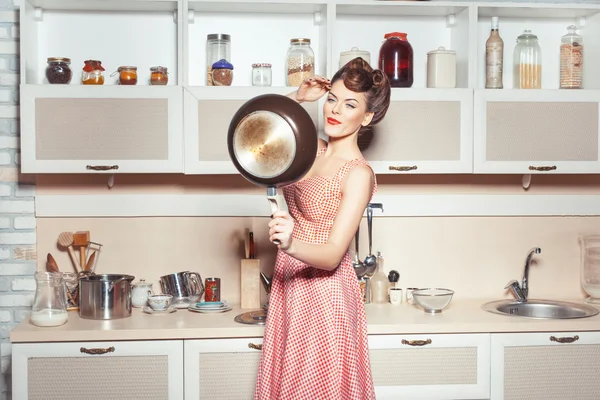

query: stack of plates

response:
[188,301,233,313]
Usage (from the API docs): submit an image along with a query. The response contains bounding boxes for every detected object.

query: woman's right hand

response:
[294,76,331,103]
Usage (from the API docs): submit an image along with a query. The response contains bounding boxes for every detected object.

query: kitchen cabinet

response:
[490,331,600,400]
[184,337,263,400]
[11,340,185,400]
[369,333,490,400]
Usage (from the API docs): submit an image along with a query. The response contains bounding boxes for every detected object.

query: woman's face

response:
[323,80,374,139]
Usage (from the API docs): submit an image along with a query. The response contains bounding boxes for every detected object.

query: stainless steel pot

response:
[79,274,135,320]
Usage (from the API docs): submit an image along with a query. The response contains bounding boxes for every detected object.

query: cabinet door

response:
[363,89,473,174]
[491,331,600,400]
[185,337,263,399]
[20,85,183,174]
[183,87,319,174]
[12,340,184,400]
[474,90,600,173]
[369,333,490,400]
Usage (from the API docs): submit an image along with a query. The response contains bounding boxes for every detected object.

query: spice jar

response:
[82,60,105,85]
[560,25,583,89]
[211,59,233,86]
[252,63,272,87]
[150,66,168,85]
[206,34,231,86]
[45,57,72,84]
[115,66,137,85]
[286,38,315,87]
[513,30,542,89]
[379,32,413,88]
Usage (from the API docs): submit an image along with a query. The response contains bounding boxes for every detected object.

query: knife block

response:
[240,259,261,309]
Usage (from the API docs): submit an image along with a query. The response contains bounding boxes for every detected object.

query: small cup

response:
[390,288,403,305]
[148,294,173,311]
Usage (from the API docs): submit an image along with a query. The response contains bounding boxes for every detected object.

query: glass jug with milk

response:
[30,271,68,327]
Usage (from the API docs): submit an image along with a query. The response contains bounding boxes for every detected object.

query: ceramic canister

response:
[426,46,456,88]
[339,47,371,68]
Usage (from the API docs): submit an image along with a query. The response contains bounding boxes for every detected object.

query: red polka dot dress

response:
[255,148,376,400]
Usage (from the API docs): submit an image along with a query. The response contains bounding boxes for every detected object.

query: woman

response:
[255,57,391,400]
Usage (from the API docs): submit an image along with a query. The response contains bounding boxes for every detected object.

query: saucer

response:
[188,304,233,313]
[194,300,228,309]
[143,306,176,314]
[172,295,200,309]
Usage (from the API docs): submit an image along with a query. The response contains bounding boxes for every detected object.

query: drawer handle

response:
[248,343,263,350]
[550,335,579,344]
[528,165,557,172]
[389,165,418,172]
[80,346,115,355]
[401,339,432,346]
[86,165,119,171]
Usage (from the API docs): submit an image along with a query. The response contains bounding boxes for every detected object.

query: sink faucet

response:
[505,247,541,302]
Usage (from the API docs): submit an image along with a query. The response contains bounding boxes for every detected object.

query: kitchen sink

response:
[482,299,599,319]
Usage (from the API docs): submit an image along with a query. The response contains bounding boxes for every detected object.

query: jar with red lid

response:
[379,32,413,88]
[81,60,105,85]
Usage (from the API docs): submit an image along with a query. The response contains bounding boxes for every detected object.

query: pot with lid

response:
[79,274,135,320]
[339,47,371,68]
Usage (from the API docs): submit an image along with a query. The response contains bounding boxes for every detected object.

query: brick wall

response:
[0,2,30,399]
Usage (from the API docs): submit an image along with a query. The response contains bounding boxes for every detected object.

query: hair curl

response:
[330,57,391,134]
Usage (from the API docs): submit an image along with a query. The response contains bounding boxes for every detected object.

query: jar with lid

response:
[211,59,234,86]
[286,38,315,87]
[82,60,105,85]
[560,25,583,89]
[113,66,137,85]
[339,47,371,69]
[206,34,231,86]
[379,32,413,88]
[427,47,456,88]
[30,272,68,327]
[150,66,168,85]
[45,57,72,84]
[252,63,272,87]
[513,30,542,89]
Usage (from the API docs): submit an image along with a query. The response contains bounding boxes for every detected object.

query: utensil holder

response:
[240,259,261,309]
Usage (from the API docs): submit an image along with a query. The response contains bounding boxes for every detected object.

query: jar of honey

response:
[82,60,105,85]
[117,66,137,85]
[150,66,168,85]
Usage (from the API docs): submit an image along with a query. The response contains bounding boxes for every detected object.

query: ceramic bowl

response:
[412,288,454,314]
[148,294,173,311]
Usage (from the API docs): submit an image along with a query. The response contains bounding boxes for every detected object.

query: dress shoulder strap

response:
[334,158,378,198]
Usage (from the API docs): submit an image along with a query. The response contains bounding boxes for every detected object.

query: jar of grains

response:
[82,60,105,85]
[150,66,168,85]
[286,38,315,87]
[211,59,233,86]
[45,57,72,84]
[206,34,231,86]
[513,30,542,89]
[560,25,583,89]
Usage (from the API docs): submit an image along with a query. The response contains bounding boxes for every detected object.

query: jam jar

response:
[150,66,168,85]
[379,32,414,88]
[117,66,137,85]
[45,57,72,84]
[82,60,105,85]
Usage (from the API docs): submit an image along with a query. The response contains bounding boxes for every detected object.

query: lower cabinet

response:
[369,333,491,400]
[184,337,263,400]
[491,331,600,400]
[11,340,184,400]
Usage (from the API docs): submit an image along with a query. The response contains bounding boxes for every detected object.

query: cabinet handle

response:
[248,343,263,350]
[528,165,557,172]
[80,346,115,355]
[86,165,119,171]
[549,335,579,344]
[401,338,432,346]
[389,165,418,172]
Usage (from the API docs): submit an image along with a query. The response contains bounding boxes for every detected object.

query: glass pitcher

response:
[30,272,68,327]
[579,235,600,304]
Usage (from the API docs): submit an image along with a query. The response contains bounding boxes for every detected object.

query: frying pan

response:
[227,94,318,243]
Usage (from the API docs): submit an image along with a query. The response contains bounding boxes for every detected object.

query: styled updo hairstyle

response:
[330,57,391,135]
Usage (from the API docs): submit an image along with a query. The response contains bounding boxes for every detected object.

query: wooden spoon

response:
[85,251,96,272]
[57,232,79,273]
[46,253,59,273]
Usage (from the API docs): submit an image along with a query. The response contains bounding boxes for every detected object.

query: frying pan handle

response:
[266,187,281,245]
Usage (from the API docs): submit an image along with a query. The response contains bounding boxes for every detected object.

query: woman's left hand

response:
[268,210,294,250]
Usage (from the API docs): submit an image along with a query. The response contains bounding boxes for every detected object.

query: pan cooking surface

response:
[233,110,297,179]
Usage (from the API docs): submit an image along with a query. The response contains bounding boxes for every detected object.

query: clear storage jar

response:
[513,30,542,89]
[211,59,233,86]
[45,57,72,84]
[206,34,231,86]
[252,63,272,86]
[560,25,583,89]
[286,38,315,87]
[30,272,68,327]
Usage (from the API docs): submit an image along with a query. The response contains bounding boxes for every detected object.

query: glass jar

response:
[211,59,233,86]
[560,25,583,89]
[513,30,542,89]
[117,66,137,85]
[579,235,600,304]
[82,60,105,85]
[379,32,413,88]
[62,272,79,310]
[150,66,168,85]
[286,38,315,87]
[206,34,231,86]
[30,272,68,327]
[45,57,72,84]
[252,63,272,86]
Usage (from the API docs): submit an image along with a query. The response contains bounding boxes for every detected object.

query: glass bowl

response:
[412,288,454,314]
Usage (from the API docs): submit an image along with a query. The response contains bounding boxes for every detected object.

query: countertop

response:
[10,299,600,343]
